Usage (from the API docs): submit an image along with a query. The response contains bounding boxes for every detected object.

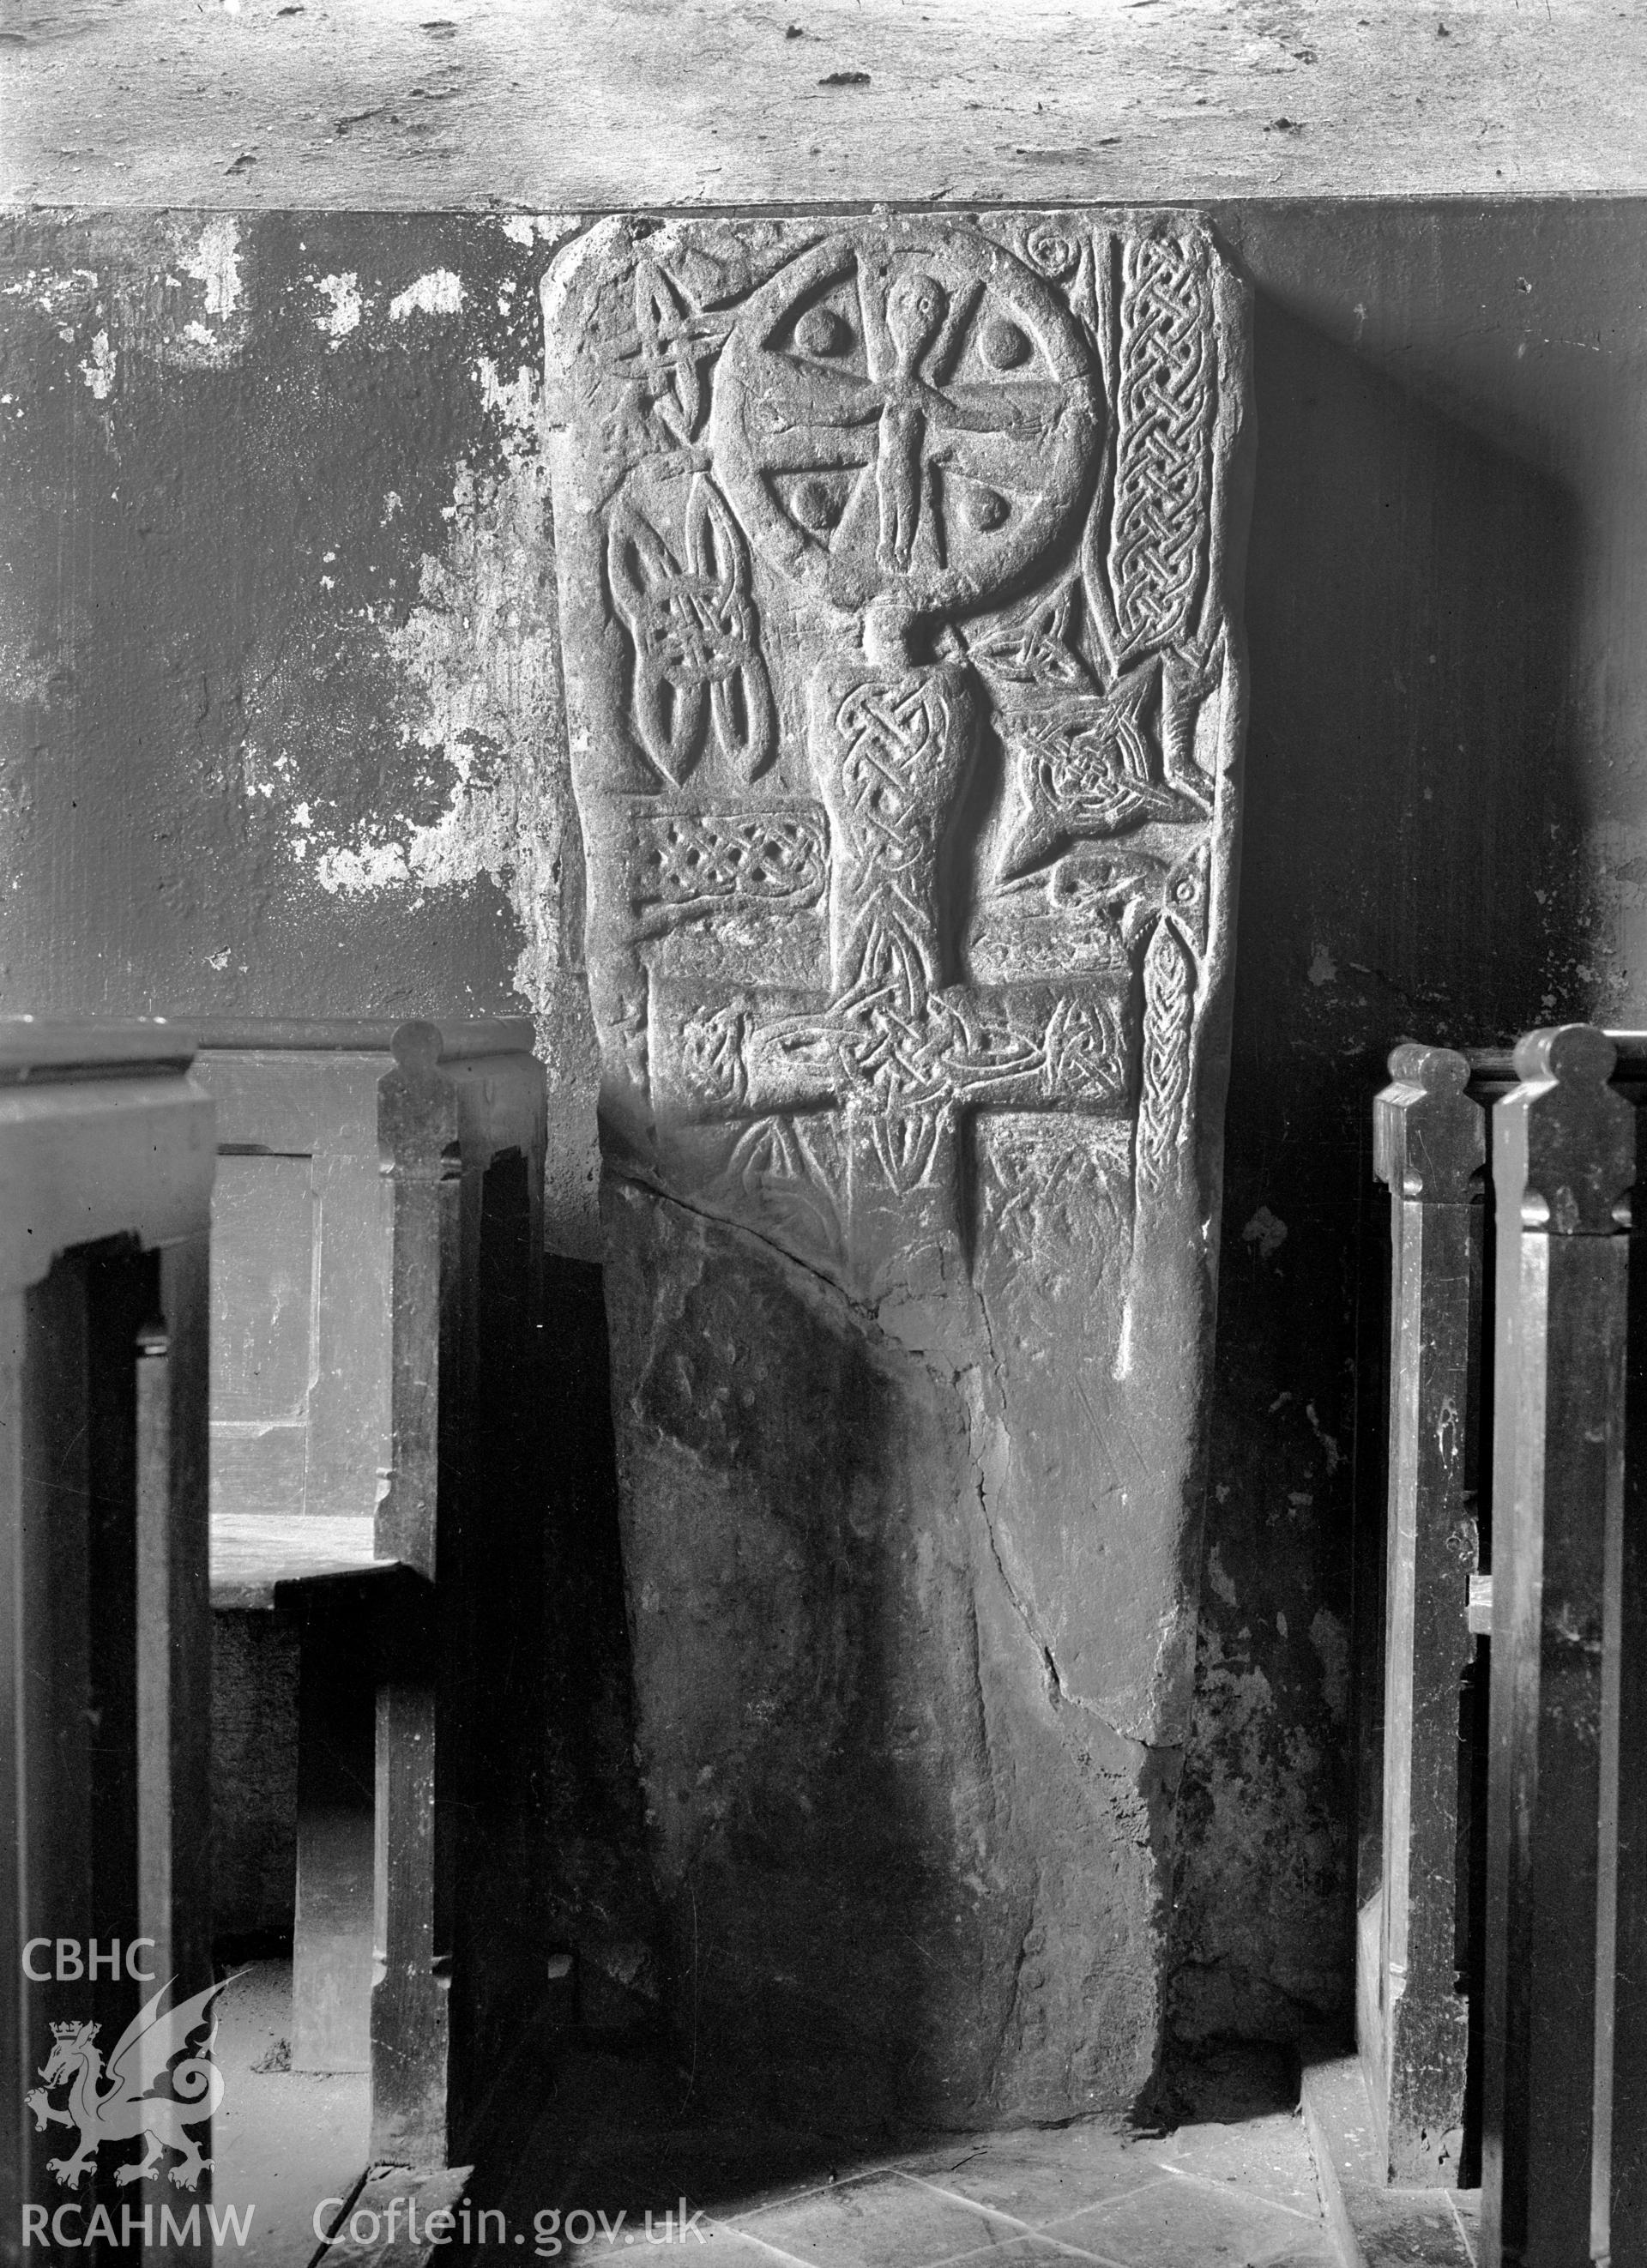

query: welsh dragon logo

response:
[25,1975,232,2192]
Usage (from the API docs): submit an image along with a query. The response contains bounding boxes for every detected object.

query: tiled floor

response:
[685,2119,1339,2267]
[204,1969,1349,2267]
[471,2050,1341,2268]
[211,1958,369,2268]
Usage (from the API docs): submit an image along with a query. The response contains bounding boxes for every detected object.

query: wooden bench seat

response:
[191,1016,550,2172]
[0,1021,214,2265]
[208,1511,379,1608]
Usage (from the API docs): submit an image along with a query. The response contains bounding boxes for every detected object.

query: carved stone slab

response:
[544,211,1252,2123]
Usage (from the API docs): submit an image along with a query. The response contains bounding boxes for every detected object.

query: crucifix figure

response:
[747,259,1065,583]
[714,228,1101,635]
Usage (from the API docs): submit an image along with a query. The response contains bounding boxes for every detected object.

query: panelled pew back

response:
[1369,1026,1647,2263]
[0,1024,214,2268]
[195,1018,550,2171]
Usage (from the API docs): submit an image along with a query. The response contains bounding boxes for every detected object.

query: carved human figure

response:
[711,229,1101,629]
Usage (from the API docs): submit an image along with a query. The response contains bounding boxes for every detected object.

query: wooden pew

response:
[1364,1043,1487,2187]
[0,1022,214,2268]
[192,1017,549,2172]
[1363,1026,1647,2265]
[1478,1026,1643,2268]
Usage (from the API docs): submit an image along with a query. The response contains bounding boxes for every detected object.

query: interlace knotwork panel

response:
[545,210,1247,1302]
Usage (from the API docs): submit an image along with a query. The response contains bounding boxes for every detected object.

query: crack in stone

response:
[606,1158,882,1321]
[996,1873,1042,2078]
[618,1160,1192,1782]
[964,1273,1067,1721]
[967,1281,1149,1756]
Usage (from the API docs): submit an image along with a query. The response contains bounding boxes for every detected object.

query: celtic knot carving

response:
[1137,917,1197,1200]
[752,979,1126,1195]
[822,669,971,1011]
[676,1004,749,1111]
[679,981,1090,1137]
[633,808,828,914]
[1106,238,1216,664]
[606,258,733,450]
[996,667,1208,882]
[608,474,775,786]
[1044,995,1122,1095]
[972,586,1092,694]
[717,1113,847,1267]
[834,679,950,882]
[547,208,1243,1287]
[824,985,983,1125]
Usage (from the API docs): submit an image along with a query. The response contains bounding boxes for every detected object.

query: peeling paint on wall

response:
[389,268,464,321]
[1309,1609,1349,1724]
[184,215,242,318]
[498,214,580,250]
[315,270,362,343]
[1585,815,1647,1021]
[78,330,115,400]
[1206,1547,1239,1610]
[0,209,600,1252]
[291,284,575,1106]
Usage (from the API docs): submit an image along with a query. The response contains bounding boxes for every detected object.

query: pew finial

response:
[1499,1022,1634,1237]
[1374,1044,1484,1201]
[391,1020,443,1077]
[1511,1020,1618,1089]
[1386,1041,1470,1096]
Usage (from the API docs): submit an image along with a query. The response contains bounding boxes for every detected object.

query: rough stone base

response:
[604,1176,1177,2127]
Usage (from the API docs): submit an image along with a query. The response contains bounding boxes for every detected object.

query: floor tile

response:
[1451,2189,1480,2265]
[1045,2171,1339,2267]
[1148,2111,1327,2218]
[211,1959,369,2268]
[902,2145,1172,2229]
[562,2229,770,2266]
[473,2063,1342,2268]
[1336,2185,1475,2268]
[733,2169,1020,2268]
[703,2147,910,2225]
[938,2239,1131,2267]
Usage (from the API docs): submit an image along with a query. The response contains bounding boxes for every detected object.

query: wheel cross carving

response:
[545,212,1238,1294]
[711,230,1103,628]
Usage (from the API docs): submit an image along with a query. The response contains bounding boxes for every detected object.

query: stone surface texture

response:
[6,2,1644,213]
[544,209,1253,2124]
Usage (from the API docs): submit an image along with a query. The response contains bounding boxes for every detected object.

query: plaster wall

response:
[3,199,1642,2062]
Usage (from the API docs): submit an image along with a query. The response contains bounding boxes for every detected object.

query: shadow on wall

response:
[1171,276,1588,2048]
